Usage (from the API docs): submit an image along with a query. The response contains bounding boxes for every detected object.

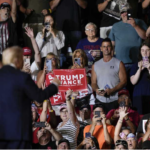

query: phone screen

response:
[75,58,81,66]
[85,132,91,138]
[46,59,52,72]
[24,58,30,66]
[34,122,46,127]
[119,101,126,107]
[95,111,100,118]
[127,9,132,20]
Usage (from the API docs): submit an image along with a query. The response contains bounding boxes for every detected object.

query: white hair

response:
[85,22,97,31]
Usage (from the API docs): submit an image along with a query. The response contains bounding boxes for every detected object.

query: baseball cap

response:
[119,3,129,13]
[118,89,130,97]
[23,47,32,56]
[0,2,11,10]
[115,139,128,149]
[58,138,70,148]
[59,103,67,111]
[142,140,150,149]
[79,104,91,111]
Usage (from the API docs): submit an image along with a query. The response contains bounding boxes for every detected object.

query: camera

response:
[119,101,126,107]
[44,22,50,30]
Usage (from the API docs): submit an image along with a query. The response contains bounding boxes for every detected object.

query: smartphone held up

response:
[75,58,81,66]
[127,9,132,20]
[46,59,52,72]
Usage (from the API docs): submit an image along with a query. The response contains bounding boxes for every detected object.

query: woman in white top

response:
[36,14,65,67]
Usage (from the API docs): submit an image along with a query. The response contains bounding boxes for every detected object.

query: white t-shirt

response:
[30,61,40,82]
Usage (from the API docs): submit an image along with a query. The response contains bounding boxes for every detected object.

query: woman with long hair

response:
[130,40,150,114]
[35,14,65,68]
[37,52,59,88]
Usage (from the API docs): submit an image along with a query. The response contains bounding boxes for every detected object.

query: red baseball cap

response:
[23,47,32,56]
[118,89,130,97]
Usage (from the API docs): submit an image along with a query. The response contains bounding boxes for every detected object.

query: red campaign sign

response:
[45,73,66,105]
[45,69,88,105]
[53,69,87,91]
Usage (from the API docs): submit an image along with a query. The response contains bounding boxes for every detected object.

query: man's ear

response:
[100,46,103,52]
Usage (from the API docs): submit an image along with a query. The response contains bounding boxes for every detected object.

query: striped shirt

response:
[0,21,9,53]
[57,119,79,149]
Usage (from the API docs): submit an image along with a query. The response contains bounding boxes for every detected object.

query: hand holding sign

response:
[66,89,72,101]
[45,69,88,105]
[52,77,61,86]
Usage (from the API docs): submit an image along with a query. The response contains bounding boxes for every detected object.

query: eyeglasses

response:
[86,29,95,32]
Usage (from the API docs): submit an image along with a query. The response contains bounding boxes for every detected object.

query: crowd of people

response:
[1,0,150,149]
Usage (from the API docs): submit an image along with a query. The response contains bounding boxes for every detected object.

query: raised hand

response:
[25,27,34,39]
[66,89,72,100]
[45,122,52,131]
[101,113,107,125]
[119,107,129,120]
[92,115,101,126]
[138,61,144,70]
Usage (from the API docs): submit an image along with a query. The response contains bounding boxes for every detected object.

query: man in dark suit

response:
[0,46,60,149]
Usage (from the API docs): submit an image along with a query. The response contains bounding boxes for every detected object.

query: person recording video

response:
[35,14,65,69]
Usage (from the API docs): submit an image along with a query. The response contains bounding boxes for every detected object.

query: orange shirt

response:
[84,124,115,149]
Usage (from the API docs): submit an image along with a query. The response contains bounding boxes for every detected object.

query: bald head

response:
[2,46,23,69]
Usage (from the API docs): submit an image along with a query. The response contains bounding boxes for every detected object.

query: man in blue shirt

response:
[76,22,103,68]
[109,3,147,66]
[109,3,147,97]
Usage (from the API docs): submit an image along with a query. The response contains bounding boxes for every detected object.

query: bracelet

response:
[125,118,129,122]
[71,96,75,100]
[49,110,54,112]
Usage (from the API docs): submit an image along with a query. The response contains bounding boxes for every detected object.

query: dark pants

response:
[133,96,150,115]
[60,31,82,68]
[95,99,118,114]
[124,63,134,100]
[0,140,31,149]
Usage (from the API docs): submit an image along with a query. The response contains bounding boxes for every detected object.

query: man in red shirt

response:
[106,89,140,133]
